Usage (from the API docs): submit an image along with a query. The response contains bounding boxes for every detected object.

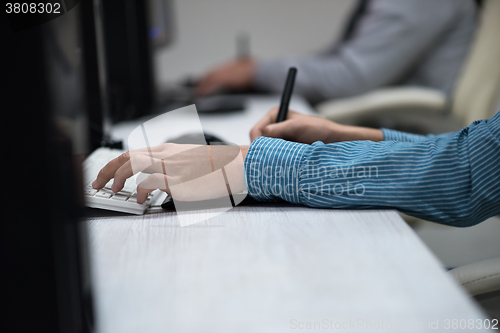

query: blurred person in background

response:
[196,0,478,105]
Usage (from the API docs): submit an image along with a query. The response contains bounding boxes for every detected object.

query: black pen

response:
[276,67,297,122]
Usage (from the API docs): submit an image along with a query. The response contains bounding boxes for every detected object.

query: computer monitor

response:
[100,0,175,123]
[1,1,98,332]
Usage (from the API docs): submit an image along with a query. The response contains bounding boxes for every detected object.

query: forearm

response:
[325,123,441,144]
[253,56,356,103]
[244,113,500,227]
[336,125,384,143]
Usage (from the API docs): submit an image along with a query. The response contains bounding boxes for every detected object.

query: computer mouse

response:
[166,132,225,145]
[194,95,245,113]
[203,133,224,144]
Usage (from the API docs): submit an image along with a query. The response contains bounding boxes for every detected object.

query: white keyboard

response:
[83,147,165,215]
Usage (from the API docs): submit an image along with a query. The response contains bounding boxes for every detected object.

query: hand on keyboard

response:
[92,143,249,204]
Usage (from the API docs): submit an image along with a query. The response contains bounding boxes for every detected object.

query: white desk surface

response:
[88,206,488,333]
[89,96,489,332]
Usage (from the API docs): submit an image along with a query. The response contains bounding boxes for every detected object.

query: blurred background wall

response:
[155,0,355,84]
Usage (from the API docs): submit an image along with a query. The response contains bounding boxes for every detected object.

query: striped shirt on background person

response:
[244,111,500,227]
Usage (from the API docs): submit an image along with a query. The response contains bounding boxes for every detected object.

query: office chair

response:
[449,256,500,297]
[316,0,500,134]
[448,256,500,319]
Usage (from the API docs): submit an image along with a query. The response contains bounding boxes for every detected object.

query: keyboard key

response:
[127,197,150,205]
[111,194,128,201]
[127,197,139,203]
[122,182,137,193]
[84,188,98,196]
[95,189,113,198]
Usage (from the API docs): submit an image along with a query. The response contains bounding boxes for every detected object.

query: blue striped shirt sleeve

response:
[382,128,435,142]
[381,128,459,143]
[244,111,500,227]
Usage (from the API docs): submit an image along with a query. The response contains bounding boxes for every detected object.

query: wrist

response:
[240,145,249,159]
[336,124,384,142]
[326,123,353,143]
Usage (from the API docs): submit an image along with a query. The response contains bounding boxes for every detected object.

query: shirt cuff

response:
[244,136,309,203]
[381,128,429,143]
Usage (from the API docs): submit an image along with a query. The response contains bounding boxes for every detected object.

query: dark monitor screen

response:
[148,0,175,49]
[100,0,175,122]
[1,2,97,332]
[43,3,90,154]
[2,1,176,331]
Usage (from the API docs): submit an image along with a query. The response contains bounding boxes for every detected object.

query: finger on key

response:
[92,151,130,189]
[136,173,170,204]
[112,155,165,192]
